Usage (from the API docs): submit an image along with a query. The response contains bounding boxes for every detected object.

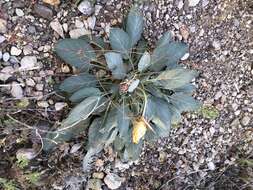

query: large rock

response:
[78,1,95,16]
[20,56,38,71]
[104,173,123,190]
[34,4,53,19]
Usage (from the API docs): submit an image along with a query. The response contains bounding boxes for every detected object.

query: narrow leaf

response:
[117,103,130,138]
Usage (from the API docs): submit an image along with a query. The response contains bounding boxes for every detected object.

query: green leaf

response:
[62,96,106,127]
[59,73,97,94]
[150,42,188,71]
[109,28,131,59]
[156,31,173,47]
[138,51,151,72]
[55,39,96,70]
[169,93,201,112]
[69,87,101,103]
[151,68,198,90]
[105,52,126,79]
[117,103,130,139]
[126,8,143,47]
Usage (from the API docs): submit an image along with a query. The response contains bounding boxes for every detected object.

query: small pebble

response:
[15,8,24,16]
[10,46,22,56]
[3,52,10,62]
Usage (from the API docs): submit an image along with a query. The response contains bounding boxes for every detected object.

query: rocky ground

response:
[0,0,252,190]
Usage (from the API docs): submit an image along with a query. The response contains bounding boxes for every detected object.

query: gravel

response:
[0,0,251,189]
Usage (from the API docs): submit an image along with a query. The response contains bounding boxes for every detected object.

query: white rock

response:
[87,16,96,30]
[20,56,37,71]
[78,0,94,16]
[16,148,37,160]
[104,173,123,190]
[11,82,23,99]
[50,19,64,38]
[0,18,7,33]
[188,0,200,7]
[69,28,90,39]
[10,46,22,56]
[181,53,190,60]
[75,19,84,28]
[212,40,221,50]
[23,45,33,55]
[178,0,184,9]
[241,115,251,126]
[0,35,6,43]
[207,162,216,170]
[0,66,14,81]
[26,78,36,87]
[62,23,68,32]
[15,8,24,16]
[3,52,10,62]
[55,102,67,111]
[37,101,49,108]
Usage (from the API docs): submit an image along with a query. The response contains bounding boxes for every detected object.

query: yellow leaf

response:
[43,0,60,6]
[132,117,147,144]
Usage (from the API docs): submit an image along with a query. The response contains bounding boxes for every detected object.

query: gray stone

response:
[23,45,33,55]
[11,82,24,99]
[69,28,90,39]
[28,25,36,34]
[34,4,53,19]
[0,18,7,34]
[212,40,221,50]
[78,1,95,16]
[241,115,251,126]
[104,173,123,190]
[3,52,10,62]
[0,51,2,60]
[87,179,102,190]
[87,16,96,30]
[50,19,64,38]
[0,66,14,81]
[26,78,36,87]
[0,35,6,44]
[188,0,200,7]
[10,46,22,56]
[20,56,37,71]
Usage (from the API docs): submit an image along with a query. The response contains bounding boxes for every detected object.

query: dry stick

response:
[6,114,63,135]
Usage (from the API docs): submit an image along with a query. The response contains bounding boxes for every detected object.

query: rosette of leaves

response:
[43,8,201,171]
